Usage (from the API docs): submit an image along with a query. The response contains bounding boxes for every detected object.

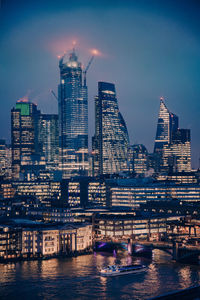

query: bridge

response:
[134,240,200,264]
[94,238,200,264]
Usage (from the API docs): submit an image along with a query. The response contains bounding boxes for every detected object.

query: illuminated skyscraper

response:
[58,49,88,178]
[129,144,148,176]
[0,139,6,176]
[92,82,129,175]
[0,140,11,179]
[163,129,191,172]
[38,114,59,170]
[154,98,191,173]
[11,99,40,180]
[154,97,178,154]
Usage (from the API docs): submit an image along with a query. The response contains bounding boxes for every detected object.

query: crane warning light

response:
[90,48,101,56]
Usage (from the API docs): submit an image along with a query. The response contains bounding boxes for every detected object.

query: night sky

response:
[0,0,200,168]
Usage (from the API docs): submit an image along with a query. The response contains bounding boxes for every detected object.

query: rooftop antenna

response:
[160,96,165,101]
[72,40,76,53]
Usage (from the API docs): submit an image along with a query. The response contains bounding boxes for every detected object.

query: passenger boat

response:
[100,264,147,277]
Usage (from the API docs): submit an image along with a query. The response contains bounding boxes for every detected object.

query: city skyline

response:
[1,2,200,299]
[0,0,200,168]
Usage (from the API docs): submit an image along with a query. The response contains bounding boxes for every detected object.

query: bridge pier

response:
[127,238,132,255]
[172,241,179,260]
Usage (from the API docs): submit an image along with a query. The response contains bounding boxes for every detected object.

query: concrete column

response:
[172,241,179,260]
[194,226,197,237]
[127,238,132,255]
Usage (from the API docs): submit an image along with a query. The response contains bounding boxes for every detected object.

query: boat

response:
[100,264,147,277]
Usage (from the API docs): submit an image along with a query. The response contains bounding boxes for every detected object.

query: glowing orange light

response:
[90,48,101,56]
[17,96,29,103]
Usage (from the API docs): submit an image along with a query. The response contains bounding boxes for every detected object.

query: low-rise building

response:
[94,212,182,241]
[0,221,92,260]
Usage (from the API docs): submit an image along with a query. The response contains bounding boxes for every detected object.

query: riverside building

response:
[0,222,92,260]
[94,212,181,240]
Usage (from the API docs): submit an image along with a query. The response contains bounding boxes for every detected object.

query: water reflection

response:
[0,251,200,300]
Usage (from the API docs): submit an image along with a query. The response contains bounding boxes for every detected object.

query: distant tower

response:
[129,144,148,176]
[38,114,59,170]
[154,98,191,173]
[58,49,88,178]
[92,82,129,175]
[11,99,40,180]
[154,97,178,154]
[163,129,191,172]
[0,140,12,180]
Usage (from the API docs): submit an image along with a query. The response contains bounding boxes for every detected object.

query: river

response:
[0,250,200,299]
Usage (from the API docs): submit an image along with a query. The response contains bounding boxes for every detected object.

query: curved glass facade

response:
[92,82,129,175]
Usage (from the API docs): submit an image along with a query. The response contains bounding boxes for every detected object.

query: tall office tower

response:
[92,82,129,176]
[0,139,6,176]
[154,97,178,153]
[38,114,59,170]
[129,144,148,176]
[154,98,191,173]
[0,140,12,179]
[11,99,40,180]
[154,98,179,172]
[163,129,191,172]
[58,49,88,178]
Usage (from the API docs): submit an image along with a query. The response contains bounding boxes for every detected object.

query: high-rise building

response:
[163,129,191,172]
[0,140,12,179]
[38,114,59,170]
[58,49,88,178]
[154,98,191,173]
[11,99,40,180]
[129,144,148,176]
[0,139,6,177]
[92,82,129,176]
[154,97,178,154]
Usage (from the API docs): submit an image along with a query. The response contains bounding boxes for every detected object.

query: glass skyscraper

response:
[38,114,59,170]
[154,98,191,173]
[129,144,148,176]
[154,97,178,153]
[11,100,40,180]
[163,128,191,172]
[58,49,88,178]
[92,82,129,175]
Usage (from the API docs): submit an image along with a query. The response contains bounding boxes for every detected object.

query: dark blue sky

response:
[0,0,200,168]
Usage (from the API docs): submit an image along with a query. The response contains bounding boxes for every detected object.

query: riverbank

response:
[0,248,93,264]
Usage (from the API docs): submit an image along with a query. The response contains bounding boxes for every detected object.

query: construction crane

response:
[83,55,94,87]
[50,89,58,101]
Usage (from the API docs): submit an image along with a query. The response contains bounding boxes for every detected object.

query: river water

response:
[0,250,200,300]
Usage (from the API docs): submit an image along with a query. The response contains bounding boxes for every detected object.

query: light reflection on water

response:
[0,250,200,300]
